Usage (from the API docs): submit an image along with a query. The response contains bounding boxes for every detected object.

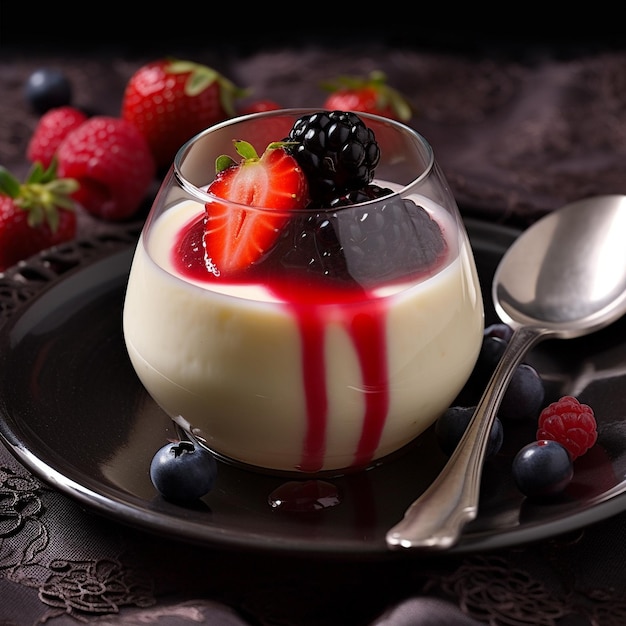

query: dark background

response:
[1,7,625,61]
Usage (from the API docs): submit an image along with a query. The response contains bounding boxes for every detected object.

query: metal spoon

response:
[386,194,626,551]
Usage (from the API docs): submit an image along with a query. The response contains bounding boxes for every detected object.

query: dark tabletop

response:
[3,21,626,626]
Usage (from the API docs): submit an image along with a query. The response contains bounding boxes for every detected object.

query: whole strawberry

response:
[26,105,88,168]
[56,116,155,221]
[237,98,282,115]
[122,59,247,170]
[0,161,78,271]
[321,70,413,122]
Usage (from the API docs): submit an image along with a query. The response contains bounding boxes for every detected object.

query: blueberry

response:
[484,322,514,343]
[512,440,573,499]
[24,68,72,114]
[150,440,217,502]
[470,323,513,387]
[435,406,504,457]
[500,363,545,421]
[473,335,507,383]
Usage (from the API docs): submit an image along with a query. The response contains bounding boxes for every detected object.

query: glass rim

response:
[172,108,436,214]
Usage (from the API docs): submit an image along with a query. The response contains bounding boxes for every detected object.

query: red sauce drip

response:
[350,311,389,467]
[295,307,328,472]
[170,215,392,471]
[268,480,341,512]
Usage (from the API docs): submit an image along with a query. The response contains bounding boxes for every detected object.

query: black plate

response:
[1,219,626,558]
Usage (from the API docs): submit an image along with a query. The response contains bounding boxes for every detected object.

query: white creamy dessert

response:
[123,196,484,473]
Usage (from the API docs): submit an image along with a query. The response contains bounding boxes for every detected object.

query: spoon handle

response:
[386,324,545,550]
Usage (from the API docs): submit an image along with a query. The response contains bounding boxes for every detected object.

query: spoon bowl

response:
[386,194,626,550]
[495,195,626,335]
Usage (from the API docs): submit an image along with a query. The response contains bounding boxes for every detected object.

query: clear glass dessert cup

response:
[122,109,484,476]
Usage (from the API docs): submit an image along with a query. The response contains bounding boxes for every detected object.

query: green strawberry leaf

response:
[165,58,248,115]
[233,140,259,161]
[320,70,413,122]
[0,166,20,198]
[215,154,237,173]
[1,163,77,233]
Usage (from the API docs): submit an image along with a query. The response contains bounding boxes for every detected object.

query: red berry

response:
[56,116,155,221]
[238,99,282,115]
[0,162,78,270]
[321,70,412,122]
[122,59,246,170]
[537,395,597,460]
[26,106,88,168]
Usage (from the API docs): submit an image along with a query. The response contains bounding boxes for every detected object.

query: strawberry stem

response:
[165,58,249,117]
[0,162,78,232]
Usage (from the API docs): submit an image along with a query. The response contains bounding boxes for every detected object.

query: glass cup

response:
[122,109,484,475]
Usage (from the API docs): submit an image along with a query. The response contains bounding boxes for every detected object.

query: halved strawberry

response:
[204,140,309,275]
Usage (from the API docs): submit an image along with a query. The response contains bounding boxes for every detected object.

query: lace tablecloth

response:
[2,43,626,625]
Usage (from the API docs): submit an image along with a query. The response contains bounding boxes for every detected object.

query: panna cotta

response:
[122,109,484,474]
[123,197,483,473]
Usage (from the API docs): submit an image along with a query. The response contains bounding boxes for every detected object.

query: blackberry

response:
[285,111,380,205]
[275,210,352,284]
[327,183,393,208]
[272,190,446,288]
[335,195,446,286]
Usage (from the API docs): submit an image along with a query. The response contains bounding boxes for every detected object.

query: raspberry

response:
[536,395,597,460]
